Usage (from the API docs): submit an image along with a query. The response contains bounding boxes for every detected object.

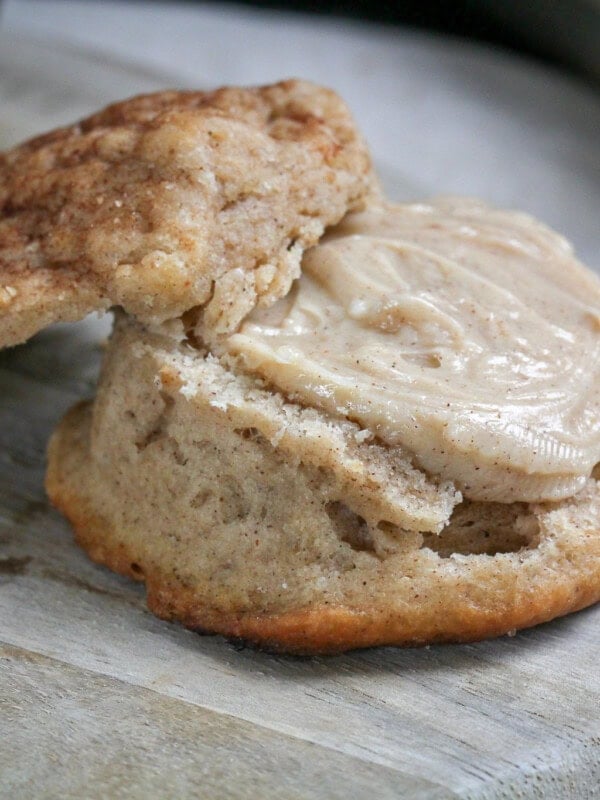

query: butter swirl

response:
[224,198,600,502]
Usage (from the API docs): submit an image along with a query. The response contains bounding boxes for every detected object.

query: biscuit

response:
[46,317,600,654]
[0,80,374,348]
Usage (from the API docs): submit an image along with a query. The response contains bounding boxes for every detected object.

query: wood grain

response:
[1,36,599,798]
[2,644,442,800]
[1,321,599,799]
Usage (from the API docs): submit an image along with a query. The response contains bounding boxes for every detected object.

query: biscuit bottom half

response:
[46,317,600,654]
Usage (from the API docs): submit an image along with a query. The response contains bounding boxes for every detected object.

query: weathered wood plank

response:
[1,643,446,800]
[1,30,600,799]
[1,325,600,799]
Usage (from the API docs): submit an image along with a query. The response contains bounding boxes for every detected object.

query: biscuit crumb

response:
[0,285,17,306]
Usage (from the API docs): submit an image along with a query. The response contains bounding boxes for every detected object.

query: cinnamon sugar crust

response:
[0,80,374,348]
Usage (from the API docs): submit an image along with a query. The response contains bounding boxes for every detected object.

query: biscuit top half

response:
[0,79,375,348]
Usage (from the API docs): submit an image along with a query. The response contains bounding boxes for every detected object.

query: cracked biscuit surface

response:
[0,80,374,348]
[46,317,600,654]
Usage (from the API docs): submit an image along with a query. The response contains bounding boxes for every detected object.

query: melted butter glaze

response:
[224,198,600,502]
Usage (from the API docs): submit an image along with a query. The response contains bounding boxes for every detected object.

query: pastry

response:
[45,197,600,653]
[0,80,374,348]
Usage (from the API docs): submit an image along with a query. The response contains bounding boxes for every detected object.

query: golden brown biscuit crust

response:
[0,80,374,348]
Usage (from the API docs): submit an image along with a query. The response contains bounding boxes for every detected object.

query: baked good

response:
[46,196,600,654]
[0,80,374,348]
[1,77,596,654]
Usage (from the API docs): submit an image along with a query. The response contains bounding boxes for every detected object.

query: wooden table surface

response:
[2,319,600,799]
[1,27,599,800]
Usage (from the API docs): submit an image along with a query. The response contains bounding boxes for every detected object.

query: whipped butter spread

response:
[223,198,600,503]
